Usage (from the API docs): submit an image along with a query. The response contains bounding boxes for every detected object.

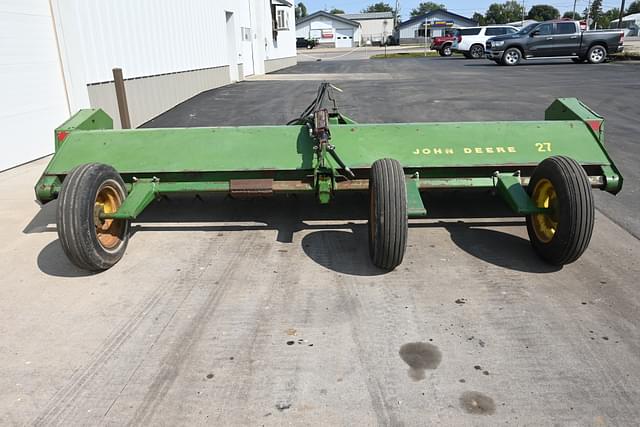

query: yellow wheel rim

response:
[94,182,125,250]
[531,178,559,243]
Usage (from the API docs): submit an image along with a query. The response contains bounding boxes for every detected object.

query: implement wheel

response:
[526,156,594,265]
[57,163,130,271]
[369,159,408,270]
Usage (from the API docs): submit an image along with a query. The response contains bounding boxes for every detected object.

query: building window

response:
[276,9,289,30]
[241,27,251,41]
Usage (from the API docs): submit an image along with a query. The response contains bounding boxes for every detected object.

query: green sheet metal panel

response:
[335,121,610,168]
[42,120,612,176]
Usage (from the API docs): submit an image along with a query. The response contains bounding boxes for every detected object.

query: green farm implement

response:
[35,83,622,271]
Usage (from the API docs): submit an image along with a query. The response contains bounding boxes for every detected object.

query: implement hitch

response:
[36,84,622,272]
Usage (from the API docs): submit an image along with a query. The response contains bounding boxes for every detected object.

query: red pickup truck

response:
[430,33,456,56]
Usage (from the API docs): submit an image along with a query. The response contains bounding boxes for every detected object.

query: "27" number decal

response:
[536,142,552,152]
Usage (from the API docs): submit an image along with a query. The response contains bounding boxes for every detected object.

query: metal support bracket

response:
[600,165,622,194]
[406,174,427,218]
[101,178,158,220]
[495,172,547,215]
[315,172,334,204]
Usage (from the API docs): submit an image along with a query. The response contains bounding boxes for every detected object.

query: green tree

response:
[484,1,525,24]
[562,11,582,20]
[362,2,394,13]
[329,8,345,14]
[410,2,446,17]
[472,12,487,25]
[295,2,308,20]
[527,5,560,21]
[627,1,640,14]
[584,0,603,28]
[600,8,620,28]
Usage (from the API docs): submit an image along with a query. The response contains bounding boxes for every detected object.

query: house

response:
[1,0,297,171]
[609,12,640,36]
[397,10,477,44]
[296,11,362,48]
[338,12,394,45]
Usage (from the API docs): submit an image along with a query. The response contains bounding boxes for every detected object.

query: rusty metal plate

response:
[230,179,274,198]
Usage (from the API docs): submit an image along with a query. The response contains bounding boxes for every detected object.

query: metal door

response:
[528,23,555,56]
[335,28,353,48]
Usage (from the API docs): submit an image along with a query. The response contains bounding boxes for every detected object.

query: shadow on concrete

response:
[445,223,561,273]
[301,226,386,277]
[30,191,558,276]
[23,200,57,234]
[37,239,96,278]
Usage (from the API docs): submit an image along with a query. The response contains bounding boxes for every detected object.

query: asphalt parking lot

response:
[2,55,639,425]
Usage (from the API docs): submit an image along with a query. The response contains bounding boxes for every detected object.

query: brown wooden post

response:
[112,68,131,129]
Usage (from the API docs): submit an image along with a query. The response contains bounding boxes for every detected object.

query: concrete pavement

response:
[1,56,639,425]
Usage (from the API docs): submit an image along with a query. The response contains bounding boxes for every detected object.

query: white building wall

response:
[51,0,251,113]
[0,0,70,170]
[1,0,296,170]
[295,16,359,47]
[359,19,392,43]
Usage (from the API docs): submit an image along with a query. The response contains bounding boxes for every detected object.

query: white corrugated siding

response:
[0,0,296,170]
[0,0,70,170]
[52,0,254,112]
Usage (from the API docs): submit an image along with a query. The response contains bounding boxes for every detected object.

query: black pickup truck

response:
[485,20,624,65]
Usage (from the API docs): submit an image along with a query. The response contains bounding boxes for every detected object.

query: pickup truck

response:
[485,20,624,66]
[429,33,455,56]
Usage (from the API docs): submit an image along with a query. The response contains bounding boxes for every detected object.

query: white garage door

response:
[335,28,353,48]
[0,1,69,171]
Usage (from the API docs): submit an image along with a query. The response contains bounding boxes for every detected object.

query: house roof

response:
[610,12,640,22]
[296,11,361,27]
[398,9,476,29]
[338,12,394,21]
[271,0,292,6]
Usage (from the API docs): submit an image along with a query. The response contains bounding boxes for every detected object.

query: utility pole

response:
[586,0,591,29]
[424,19,428,56]
[394,0,400,28]
[572,0,577,19]
[522,0,525,26]
[618,0,626,28]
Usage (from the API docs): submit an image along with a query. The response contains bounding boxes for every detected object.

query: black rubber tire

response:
[525,156,594,266]
[441,44,452,57]
[501,47,522,66]
[57,163,130,271]
[587,44,607,64]
[469,44,484,59]
[438,49,447,57]
[368,159,408,270]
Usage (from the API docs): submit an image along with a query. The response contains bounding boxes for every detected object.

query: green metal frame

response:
[35,98,623,221]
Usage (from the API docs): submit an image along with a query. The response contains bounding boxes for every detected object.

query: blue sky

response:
[299,0,625,19]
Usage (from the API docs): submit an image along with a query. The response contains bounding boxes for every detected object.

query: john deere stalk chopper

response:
[35,83,622,271]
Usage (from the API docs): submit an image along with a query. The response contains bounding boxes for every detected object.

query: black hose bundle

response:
[287,82,337,125]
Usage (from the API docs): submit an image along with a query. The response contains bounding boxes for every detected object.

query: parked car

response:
[430,30,456,56]
[296,37,317,49]
[485,20,625,66]
[452,26,519,59]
